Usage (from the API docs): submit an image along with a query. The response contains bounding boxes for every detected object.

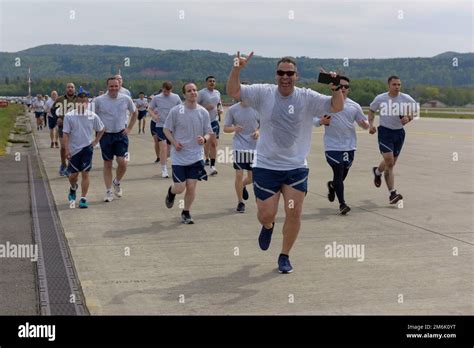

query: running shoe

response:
[258,222,275,251]
[278,254,293,274]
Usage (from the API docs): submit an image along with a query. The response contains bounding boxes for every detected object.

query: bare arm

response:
[92,129,105,146]
[226,51,254,101]
[123,110,138,135]
[368,109,377,134]
[63,133,71,159]
[357,119,370,129]
[223,125,235,133]
[223,124,243,133]
[163,128,183,151]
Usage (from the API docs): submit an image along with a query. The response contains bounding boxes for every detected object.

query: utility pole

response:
[27,66,32,97]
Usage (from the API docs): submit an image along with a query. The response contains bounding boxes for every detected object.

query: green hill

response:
[1,44,473,87]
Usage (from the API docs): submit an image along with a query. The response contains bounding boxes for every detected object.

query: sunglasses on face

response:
[340,85,350,89]
[276,70,296,77]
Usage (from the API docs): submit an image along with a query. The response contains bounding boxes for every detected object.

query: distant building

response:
[421,100,447,108]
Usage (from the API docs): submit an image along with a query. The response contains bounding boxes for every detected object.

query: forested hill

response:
[1,45,472,87]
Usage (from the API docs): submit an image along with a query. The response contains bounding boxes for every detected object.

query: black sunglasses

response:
[277,70,296,77]
[340,85,350,89]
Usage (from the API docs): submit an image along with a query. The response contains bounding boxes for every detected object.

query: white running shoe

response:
[104,191,114,202]
[209,166,218,176]
[113,180,123,197]
[161,169,169,178]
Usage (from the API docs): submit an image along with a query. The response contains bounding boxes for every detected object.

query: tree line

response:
[0,77,473,107]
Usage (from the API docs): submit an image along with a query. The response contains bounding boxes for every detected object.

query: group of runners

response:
[30,54,418,273]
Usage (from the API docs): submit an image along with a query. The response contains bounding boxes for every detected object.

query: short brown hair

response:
[106,76,119,85]
[182,82,196,94]
[162,81,173,90]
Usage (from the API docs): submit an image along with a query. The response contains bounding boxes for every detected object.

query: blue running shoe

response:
[60,165,69,177]
[68,185,77,202]
[278,254,293,274]
[79,198,88,209]
[258,222,274,251]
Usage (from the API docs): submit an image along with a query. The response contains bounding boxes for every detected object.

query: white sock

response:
[161,165,167,171]
[375,168,382,176]
[390,189,396,193]
[80,196,86,201]
[106,188,113,194]
[113,178,120,185]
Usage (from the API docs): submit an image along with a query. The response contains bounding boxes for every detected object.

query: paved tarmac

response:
[0,143,38,315]
[31,111,473,315]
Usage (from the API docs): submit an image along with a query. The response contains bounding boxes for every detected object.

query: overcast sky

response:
[0,0,472,58]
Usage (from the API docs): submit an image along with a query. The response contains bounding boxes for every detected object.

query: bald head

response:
[66,83,75,97]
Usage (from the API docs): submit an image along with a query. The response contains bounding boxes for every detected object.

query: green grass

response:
[0,104,24,156]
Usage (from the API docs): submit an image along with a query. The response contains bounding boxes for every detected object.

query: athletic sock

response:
[375,168,382,176]
[390,189,397,193]
[113,178,120,185]
[161,165,167,171]
[182,210,190,217]
[210,159,216,167]
[279,253,289,258]
[168,186,176,197]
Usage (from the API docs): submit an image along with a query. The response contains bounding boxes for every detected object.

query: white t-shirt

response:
[369,92,417,130]
[32,100,45,113]
[164,104,213,166]
[224,103,260,151]
[63,109,104,156]
[94,94,136,133]
[240,84,332,170]
[44,98,55,117]
[149,93,182,127]
[135,98,148,111]
[314,97,367,151]
[197,88,222,122]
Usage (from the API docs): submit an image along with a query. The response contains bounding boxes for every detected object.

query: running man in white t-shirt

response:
[223,101,260,213]
[63,92,105,208]
[135,92,148,134]
[148,81,182,178]
[164,82,213,224]
[313,76,369,215]
[227,52,344,273]
[94,77,138,202]
[368,76,417,204]
[197,76,223,176]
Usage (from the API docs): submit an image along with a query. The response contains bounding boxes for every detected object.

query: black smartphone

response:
[318,72,341,85]
[323,115,331,126]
